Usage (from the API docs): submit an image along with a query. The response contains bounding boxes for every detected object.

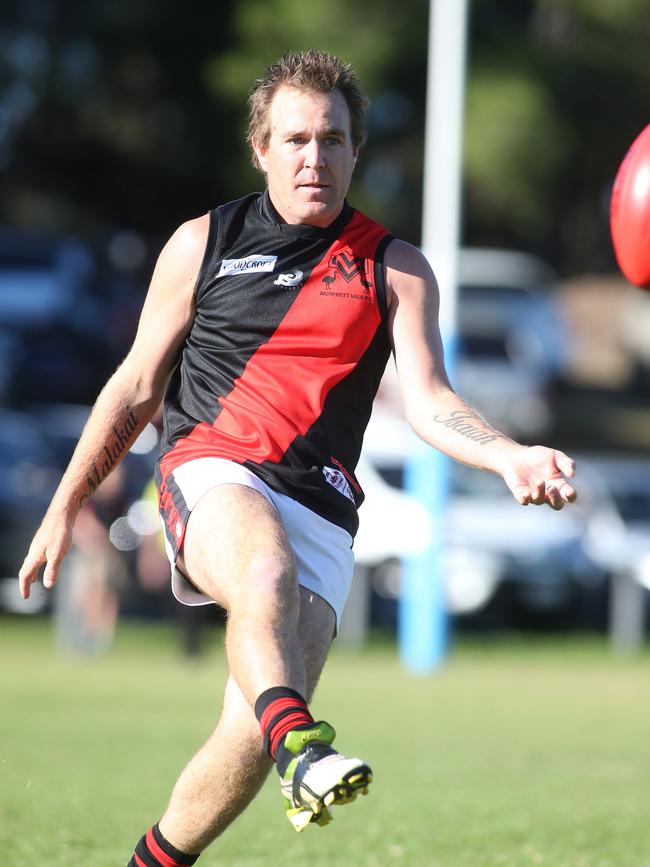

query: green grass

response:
[2,617,650,866]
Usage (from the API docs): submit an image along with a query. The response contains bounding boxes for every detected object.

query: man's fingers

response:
[529,480,546,505]
[513,487,531,506]
[19,547,63,598]
[545,486,564,511]
[554,451,576,479]
[508,448,578,510]
[511,481,545,506]
[518,479,576,511]
[19,520,72,601]
[557,480,577,503]
[18,572,33,600]
[43,559,61,590]
[18,555,42,600]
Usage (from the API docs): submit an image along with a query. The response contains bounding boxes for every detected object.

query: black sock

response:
[274,738,300,776]
[254,686,314,774]
[127,822,199,866]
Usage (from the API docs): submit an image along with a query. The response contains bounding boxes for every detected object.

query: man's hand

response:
[500,445,577,511]
[18,515,74,599]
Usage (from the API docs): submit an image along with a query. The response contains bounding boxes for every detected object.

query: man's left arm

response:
[384,240,576,510]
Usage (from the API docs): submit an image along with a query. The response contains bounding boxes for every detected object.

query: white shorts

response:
[159,457,355,631]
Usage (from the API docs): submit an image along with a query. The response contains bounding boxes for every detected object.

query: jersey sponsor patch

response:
[274,269,304,287]
[322,465,355,502]
[217,255,277,278]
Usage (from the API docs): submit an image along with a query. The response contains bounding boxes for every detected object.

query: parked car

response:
[578,455,650,590]
[0,403,161,616]
[359,414,610,631]
[0,228,117,405]
[0,408,60,613]
[621,289,650,394]
[26,402,157,503]
[452,248,571,438]
[0,229,94,330]
[441,461,606,627]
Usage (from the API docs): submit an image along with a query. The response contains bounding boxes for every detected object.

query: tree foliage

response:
[465,0,650,270]
[1,0,649,273]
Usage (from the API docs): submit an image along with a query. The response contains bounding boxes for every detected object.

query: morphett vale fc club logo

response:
[329,252,372,290]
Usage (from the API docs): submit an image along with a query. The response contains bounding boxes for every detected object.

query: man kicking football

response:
[19,50,577,865]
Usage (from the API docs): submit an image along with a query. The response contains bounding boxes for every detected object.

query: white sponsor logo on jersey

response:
[322,466,355,502]
[273,269,304,287]
[217,255,278,277]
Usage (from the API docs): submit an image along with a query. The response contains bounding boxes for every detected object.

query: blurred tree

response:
[1,0,238,237]
[0,0,429,244]
[465,0,650,271]
[464,70,568,237]
[1,0,649,274]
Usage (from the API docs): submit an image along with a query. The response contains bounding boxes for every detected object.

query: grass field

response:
[1,616,649,867]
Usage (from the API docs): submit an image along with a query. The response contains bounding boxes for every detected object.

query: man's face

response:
[253,86,357,228]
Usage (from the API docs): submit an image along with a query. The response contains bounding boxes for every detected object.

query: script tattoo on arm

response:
[80,410,139,505]
[432,410,504,445]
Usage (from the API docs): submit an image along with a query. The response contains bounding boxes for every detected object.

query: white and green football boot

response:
[280,721,372,832]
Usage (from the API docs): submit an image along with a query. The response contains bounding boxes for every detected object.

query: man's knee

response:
[239,550,299,609]
[180,485,299,613]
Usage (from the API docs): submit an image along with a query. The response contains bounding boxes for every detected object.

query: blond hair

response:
[247,50,367,170]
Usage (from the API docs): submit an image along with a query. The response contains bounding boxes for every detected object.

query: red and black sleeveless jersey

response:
[156,191,393,540]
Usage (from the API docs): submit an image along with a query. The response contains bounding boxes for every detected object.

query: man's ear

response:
[252,139,268,173]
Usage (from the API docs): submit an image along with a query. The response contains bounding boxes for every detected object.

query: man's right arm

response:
[19,213,210,599]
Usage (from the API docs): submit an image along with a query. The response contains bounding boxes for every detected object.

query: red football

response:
[610,124,650,289]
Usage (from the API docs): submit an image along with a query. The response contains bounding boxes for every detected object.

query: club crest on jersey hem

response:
[322,465,355,502]
[217,255,278,277]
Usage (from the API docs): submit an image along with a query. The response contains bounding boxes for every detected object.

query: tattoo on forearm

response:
[81,411,139,504]
[433,410,503,445]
